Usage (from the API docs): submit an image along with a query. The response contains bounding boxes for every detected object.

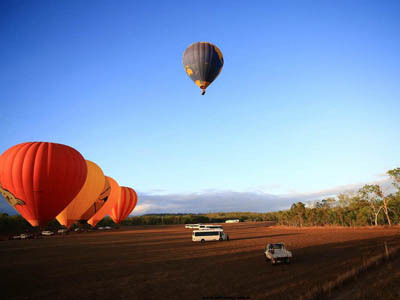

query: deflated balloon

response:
[87,176,120,227]
[110,186,138,224]
[0,142,87,227]
[80,177,111,221]
[182,42,224,95]
[56,160,105,228]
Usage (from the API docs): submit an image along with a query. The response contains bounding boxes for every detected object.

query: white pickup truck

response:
[264,243,292,264]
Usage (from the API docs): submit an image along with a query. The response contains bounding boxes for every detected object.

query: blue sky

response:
[1,1,399,214]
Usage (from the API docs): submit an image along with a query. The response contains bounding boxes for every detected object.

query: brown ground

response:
[326,243,400,300]
[1,223,399,300]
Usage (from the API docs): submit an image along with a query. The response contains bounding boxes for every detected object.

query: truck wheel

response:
[201,239,205,243]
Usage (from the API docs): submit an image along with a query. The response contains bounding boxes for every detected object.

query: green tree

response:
[387,168,400,193]
[290,202,306,227]
[358,185,384,226]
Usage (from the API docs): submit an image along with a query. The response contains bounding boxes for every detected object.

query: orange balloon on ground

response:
[110,187,138,224]
[56,160,105,228]
[80,177,111,221]
[87,176,120,227]
[0,142,87,227]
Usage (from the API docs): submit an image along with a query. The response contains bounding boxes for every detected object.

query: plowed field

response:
[1,223,399,300]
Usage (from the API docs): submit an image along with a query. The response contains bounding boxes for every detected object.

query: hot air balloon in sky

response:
[80,177,111,221]
[110,186,138,224]
[0,142,87,227]
[182,42,224,95]
[87,176,120,227]
[56,160,105,228]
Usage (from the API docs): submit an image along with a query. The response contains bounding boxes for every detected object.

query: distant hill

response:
[0,195,17,215]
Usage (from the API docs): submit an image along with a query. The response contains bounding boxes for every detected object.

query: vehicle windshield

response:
[268,244,283,250]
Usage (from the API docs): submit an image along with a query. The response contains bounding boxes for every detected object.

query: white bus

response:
[185,224,209,229]
[185,224,199,229]
[185,224,205,229]
[192,229,229,243]
[199,225,223,230]
[225,219,240,223]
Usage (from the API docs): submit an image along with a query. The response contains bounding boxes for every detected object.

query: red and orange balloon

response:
[0,142,87,227]
[110,186,138,224]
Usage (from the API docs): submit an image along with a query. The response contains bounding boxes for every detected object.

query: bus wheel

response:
[219,237,223,241]
[201,239,205,243]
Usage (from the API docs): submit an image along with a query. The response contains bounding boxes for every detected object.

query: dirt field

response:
[325,243,400,300]
[1,223,399,300]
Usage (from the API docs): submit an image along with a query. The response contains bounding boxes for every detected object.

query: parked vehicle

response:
[104,226,112,230]
[98,227,105,230]
[20,234,33,239]
[58,229,68,234]
[41,230,54,236]
[192,229,229,243]
[264,243,292,264]
[185,224,199,229]
[185,224,205,229]
[199,225,223,230]
[225,219,240,223]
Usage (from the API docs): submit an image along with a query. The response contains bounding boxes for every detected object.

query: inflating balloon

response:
[182,42,224,95]
[56,160,105,228]
[80,177,111,221]
[87,176,120,227]
[110,186,138,224]
[0,142,87,227]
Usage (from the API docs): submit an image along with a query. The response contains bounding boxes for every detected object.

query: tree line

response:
[265,168,400,227]
[101,212,265,227]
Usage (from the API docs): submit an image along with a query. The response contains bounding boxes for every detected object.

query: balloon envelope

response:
[80,177,111,221]
[87,176,120,227]
[110,186,138,224]
[182,42,224,95]
[56,160,105,228]
[0,142,87,227]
